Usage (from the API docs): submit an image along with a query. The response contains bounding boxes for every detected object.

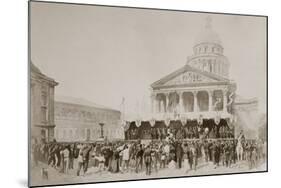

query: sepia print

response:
[29,1,268,187]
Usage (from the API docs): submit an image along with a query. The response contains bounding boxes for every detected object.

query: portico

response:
[151,85,231,119]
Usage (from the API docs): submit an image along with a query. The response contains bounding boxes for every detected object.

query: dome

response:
[194,17,222,46]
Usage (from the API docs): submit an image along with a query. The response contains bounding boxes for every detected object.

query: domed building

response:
[189,17,229,78]
[150,17,236,121]
[125,17,259,140]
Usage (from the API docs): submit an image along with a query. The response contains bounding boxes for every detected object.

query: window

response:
[41,106,47,122]
[41,93,47,106]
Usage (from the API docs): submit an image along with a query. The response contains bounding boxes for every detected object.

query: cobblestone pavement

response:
[30,160,266,187]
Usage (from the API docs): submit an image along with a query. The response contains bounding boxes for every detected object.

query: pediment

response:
[151,65,229,88]
[164,71,216,86]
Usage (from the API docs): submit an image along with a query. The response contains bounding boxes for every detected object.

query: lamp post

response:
[99,123,104,139]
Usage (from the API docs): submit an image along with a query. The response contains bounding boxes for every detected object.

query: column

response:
[155,97,161,113]
[49,87,55,125]
[157,99,161,113]
[154,95,158,113]
[151,94,155,114]
[223,89,228,112]
[45,128,49,142]
[178,91,183,113]
[99,123,104,138]
[208,90,213,111]
[193,91,198,112]
[165,93,169,113]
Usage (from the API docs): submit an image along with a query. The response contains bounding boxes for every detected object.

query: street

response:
[30,159,266,187]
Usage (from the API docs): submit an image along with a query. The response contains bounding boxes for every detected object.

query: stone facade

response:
[54,101,123,142]
[30,63,58,143]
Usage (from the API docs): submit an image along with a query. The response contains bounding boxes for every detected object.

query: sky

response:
[30,2,267,115]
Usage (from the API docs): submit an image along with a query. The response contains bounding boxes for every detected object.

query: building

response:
[30,62,58,143]
[150,17,236,121]
[54,97,124,142]
[125,17,261,140]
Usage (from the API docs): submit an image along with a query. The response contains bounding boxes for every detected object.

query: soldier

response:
[225,142,231,167]
[203,141,209,163]
[135,144,144,173]
[151,145,158,173]
[144,145,152,175]
[159,144,166,169]
[221,142,226,166]
[214,141,221,168]
[176,141,183,169]
[82,144,92,174]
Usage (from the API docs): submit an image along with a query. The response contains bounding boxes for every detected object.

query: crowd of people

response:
[31,135,266,178]
[125,120,234,140]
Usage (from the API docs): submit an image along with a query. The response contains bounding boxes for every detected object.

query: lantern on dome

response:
[164,118,171,127]
[149,118,156,127]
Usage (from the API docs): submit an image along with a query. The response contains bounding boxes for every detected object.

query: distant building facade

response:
[54,100,124,142]
[30,63,58,142]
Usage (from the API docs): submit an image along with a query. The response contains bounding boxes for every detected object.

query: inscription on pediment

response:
[164,71,215,86]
